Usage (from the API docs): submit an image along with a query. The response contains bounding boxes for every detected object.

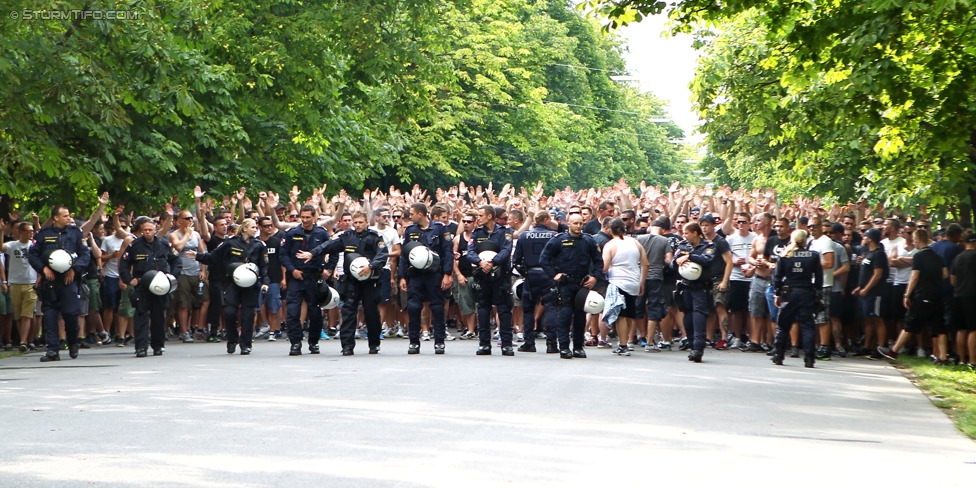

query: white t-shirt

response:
[371,225,399,271]
[726,231,756,282]
[606,237,642,296]
[100,234,126,278]
[4,240,37,285]
[892,242,917,285]
[880,236,905,283]
[808,234,835,287]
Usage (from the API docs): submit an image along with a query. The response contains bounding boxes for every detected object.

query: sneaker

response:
[627,342,635,351]
[274,330,283,339]
[816,345,831,360]
[354,329,362,340]
[268,332,277,342]
[833,346,848,358]
[597,341,611,349]
[181,332,194,343]
[492,329,500,340]
[744,341,764,352]
[714,339,728,350]
[207,335,221,343]
[98,331,110,344]
[639,338,648,347]
[515,332,524,343]
[761,342,773,352]
[421,331,431,342]
[254,323,271,339]
[789,346,800,358]
[460,331,476,340]
[645,343,661,353]
[730,337,743,349]
[123,335,133,346]
[612,345,631,356]
[444,332,457,341]
[116,339,125,348]
[18,343,28,353]
[916,347,927,359]
[396,327,407,338]
[877,346,897,361]
[657,341,671,351]
[535,332,546,339]
[584,338,598,347]
[678,338,691,351]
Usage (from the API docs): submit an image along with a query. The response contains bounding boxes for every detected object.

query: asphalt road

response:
[1,337,974,487]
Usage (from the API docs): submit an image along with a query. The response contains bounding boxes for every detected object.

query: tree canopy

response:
[586,0,976,224]
[1,0,684,216]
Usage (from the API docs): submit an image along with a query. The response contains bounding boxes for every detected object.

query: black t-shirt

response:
[951,249,976,297]
[911,247,944,301]
[858,246,889,295]
[710,234,731,280]
[764,235,790,264]
[262,231,284,283]
[207,234,227,282]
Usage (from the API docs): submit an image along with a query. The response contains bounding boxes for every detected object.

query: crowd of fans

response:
[1,179,974,369]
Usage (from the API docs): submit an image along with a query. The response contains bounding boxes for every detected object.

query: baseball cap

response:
[699,214,717,225]
[830,223,845,234]
[965,231,976,243]
[864,228,882,244]
[652,216,671,229]
[555,211,567,221]
[690,206,701,214]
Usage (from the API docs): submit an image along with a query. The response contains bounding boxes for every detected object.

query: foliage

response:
[586,0,976,224]
[0,0,685,215]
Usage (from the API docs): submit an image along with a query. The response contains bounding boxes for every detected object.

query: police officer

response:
[299,212,388,356]
[771,229,823,367]
[278,205,337,355]
[670,222,716,363]
[514,210,558,353]
[29,205,92,362]
[119,216,182,358]
[191,218,269,355]
[539,213,604,359]
[399,203,454,354]
[466,205,516,356]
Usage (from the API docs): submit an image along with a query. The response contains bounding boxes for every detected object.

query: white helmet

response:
[146,271,177,296]
[349,256,372,281]
[408,245,436,270]
[48,249,74,273]
[232,262,259,288]
[679,261,703,281]
[512,278,524,301]
[478,250,497,264]
[575,289,605,314]
[321,286,340,310]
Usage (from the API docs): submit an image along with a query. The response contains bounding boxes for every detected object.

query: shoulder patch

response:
[444,233,454,242]
[505,233,513,241]
[171,247,179,256]
[377,240,386,248]
[705,248,715,255]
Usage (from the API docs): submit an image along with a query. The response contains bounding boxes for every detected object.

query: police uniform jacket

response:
[513,224,557,274]
[119,236,183,284]
[29,224,91,279]
[670,239,716,288]
[279,224,337,278]
[309,228,389,279]
[773,249,823,294]
[539,231,603,281]
[466,224,514,277]
[400,221,454,276]
[195,235,269,287]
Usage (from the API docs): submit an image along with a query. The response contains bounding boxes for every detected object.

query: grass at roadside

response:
[896,357,976,440]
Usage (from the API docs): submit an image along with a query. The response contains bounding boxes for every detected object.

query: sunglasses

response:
[569,211,581,215]
[462,219,475,224]
[736,220,749,224]
[260,224,273,228]
[392,215,402,219]
[289,214,299,218]
[181,216,193,220]
[381,215,391,219]
[918,225,929,229]
[873,220,884,224]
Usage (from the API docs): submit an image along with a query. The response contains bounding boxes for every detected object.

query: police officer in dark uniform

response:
[300,211,388,356]
[279,205,337,355]
[539,213,604,359]
[670,222,716,363]
[466,205,516,356]
[771,229,823,367]
[119,216,182,358]
[29,205,92,362]
[191,218,269,355]
[514,210,558,353]
[399,203,455,354]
